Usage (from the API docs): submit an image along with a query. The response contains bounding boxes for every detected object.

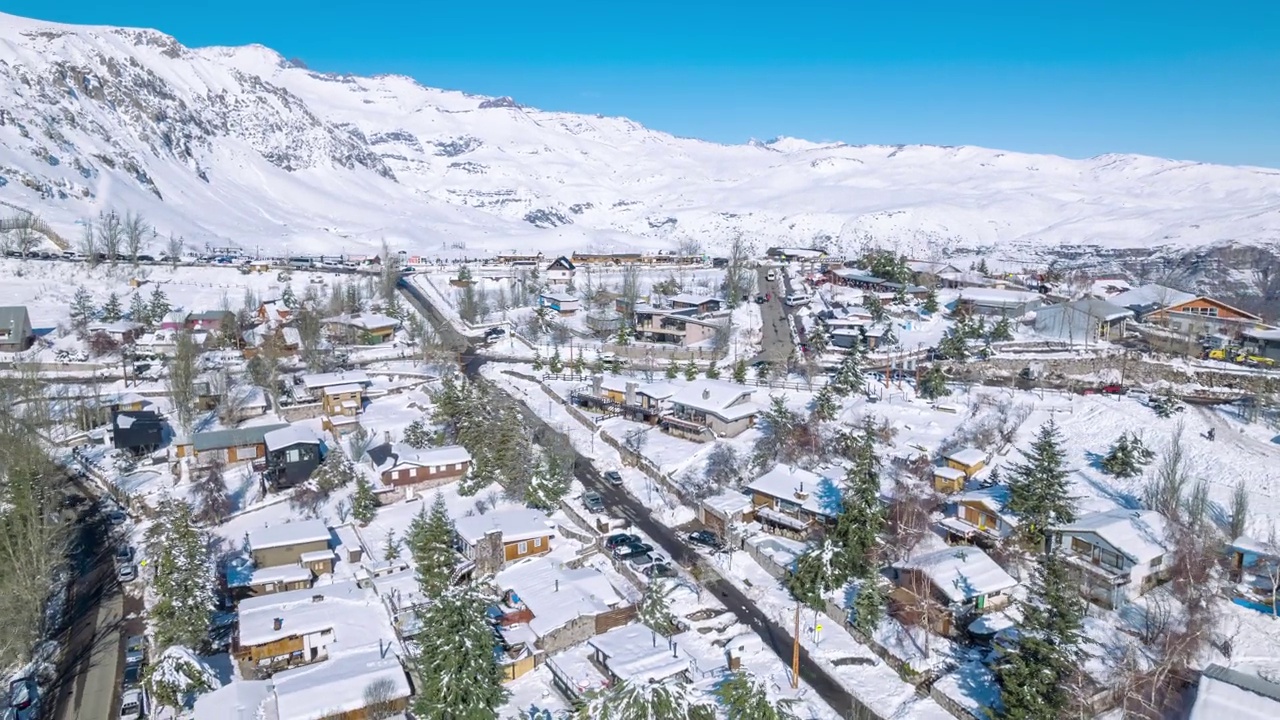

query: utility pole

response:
[791,603,801,689]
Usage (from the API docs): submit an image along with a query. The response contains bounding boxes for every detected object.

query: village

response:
[3,235,1280,720]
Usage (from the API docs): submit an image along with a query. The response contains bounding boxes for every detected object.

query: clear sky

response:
[5,0,1279,167]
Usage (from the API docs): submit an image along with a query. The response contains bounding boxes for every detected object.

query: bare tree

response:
[167,331,201,434]
[623,426,648,456]
[123,211,149,264]
[13,225,39,256]
[1144,421,1190,522]
[722,233,752,308]
[619,264,642,314]
[883,482,934,563]
[166,233,184,267]
[78,219,99,265]
[97,210,123,265]
[1228,480,1250,540]
[193,461,233,523]
[362,678,401,720]
[214,373,250,426]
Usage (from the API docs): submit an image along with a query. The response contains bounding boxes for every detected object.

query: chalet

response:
[185,423,290,464]
[0,306,34,352]
[1049,508,1171,608]
[257,300,292,325]
[1108,283,1197,319]
[247,519,332,569]
[587,623,693,685]
[366,444,472,498]
[825,267,885,290]
[244,564,314,597]
[661,381,759,440]
[943,447,987,478]
[745,465,842,536]
[888,546,1018,635]
[226,385,270,420]
[321,383,363,417]
[493,556,630,660]
[538,292,581,315]
[263,425,324,490]
[111,410,165,455]
[545,256,576,285]
[1147,297,1268,339]
[323,313,400,344]
[633,306,724,346]
[454,507,556,574]
[666,293,723,314]
[939,486,1019,544]
[1034,297,1132,343]
[185,310,234,332]
[906,261,960,286]
[297,371,372,401]
[955,288,1042,318]
[242,324,301,357]
[932,466,968,494]
[232,580,390,672]
[271,644,411,720]
[87,320,143,345]
[698,490,754,537]
[570,375,675,423]
[1189,664,1280,720]
[1243,328,1280,363]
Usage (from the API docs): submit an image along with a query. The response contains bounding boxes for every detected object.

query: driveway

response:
[753,265,798,365]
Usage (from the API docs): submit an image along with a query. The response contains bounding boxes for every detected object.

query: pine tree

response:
[989,315,1014,342]
[69,286,95,334]
[102,292,123,322]
[807,322,830,355]
[683,358,699,381]
[787,538,840,610]
[976,258,990,275]
[754,360,771,381]
[922,286,940,314]
[705,362,721,380]
[1006,419,1075,542]
[576,679,713,720]
[402,419,432,449]
[382,530,401,561]
[570,353,587,376]
[147,498,214,649]
[1100,433,1140,478]
[351,476,378,525]
[713,671,802,720]
[851,577,885,635]
[637,579,679,635]
[863,290,885,322]
[615,323,632,346]
[128,292,150,326]
[281,283,298,309]
[937,328,969,360]
[917,364,950,400]
[830,420,883,581]
[148,285,170,325]
[383,290,404,320]
[526,449,571,512]
[811,385,838,422]
[414,492,458,598]
[549,348,564,374]
[732,358,747,384]
[993,551,1086,720]
[531,350,544,372]
[830,346,865,397]
[412,585,508,720]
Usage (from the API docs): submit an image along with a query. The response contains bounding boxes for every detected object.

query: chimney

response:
[794,481,809,501]
[384,430,391,445]
[702,388,711,400]
[273,617,282,631]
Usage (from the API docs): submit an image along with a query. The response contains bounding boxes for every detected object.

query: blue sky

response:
[5,0,1279,167]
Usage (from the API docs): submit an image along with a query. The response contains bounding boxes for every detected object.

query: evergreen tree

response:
[993,551,1086,720]
[382,290,404,320]
[936,328,969,360]
[147,498,214,649]
[863,290,885,322]
[412,585,508,720]
[525,449,572,512]
[615,323,632,346]
[917,364,951,400]
[570,353,587,376]
[637,579,679,635]
[1006,419,1075,541]
[351,476,378,525]
[402,419,432,449]
[414,492,458,598]
[732,358,747,384]
[830,419,883,581]
[787,538,840,610]
[830,346,865,397]
[382,530,401,561]
[851,578,885,635]
[807,322,830,355]
[1100,433,1140,478]
[811,385,838,422]
[713,671,802,720]
[531,350,544,372]
[880,324,898,347]
[281,284,298,309]
[69,286,95,334]
[989,315,1014,342]
[683,358,699,381]
[705,362,721,380]
[102,292,123,322]
[549,348,564,374]
[922,286,940,314]
[313,450,356,494]
[753,360,771,381]
[128,292,150,326]
[148,285,170,325]
[591,356,606,375]
[976,258,990,275]
[576,680,713,720]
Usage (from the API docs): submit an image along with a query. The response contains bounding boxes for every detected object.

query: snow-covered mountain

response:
[3,11,1280,273]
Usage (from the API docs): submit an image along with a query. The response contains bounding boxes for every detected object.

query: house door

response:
[976,595,986,610]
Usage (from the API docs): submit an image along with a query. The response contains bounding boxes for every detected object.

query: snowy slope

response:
[2,11,1280,261]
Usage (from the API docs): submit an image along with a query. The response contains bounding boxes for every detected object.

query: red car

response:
[1101,384,1128,395]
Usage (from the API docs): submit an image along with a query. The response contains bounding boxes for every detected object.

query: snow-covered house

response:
[263,424,325,491]
[193,679,273,720]
[954,288,1042,318]
[247,519,332,569]
[943,447,987,478]
[744,465,843,536]
[1189,664,1280,720]
[232,580,394,672]
[365,443,472,500]
[87,319,143,344]
[1108,283,1197,319]
[940,486,1020,545]
[454,507,556,574]
[538,291,581,315]
[323,313,400,344]
[0,306,33,352]
[1049,508,1172,608]
[633,305,726,346]
[545,256,576,285]
[586,623,692,686]
[297,370,371,400]
[888,546,1019,635]
[661,380,760,440]
[271,644,411,720]
[667,293,722,314]
[698,489,754,536]
[1034,297,1132,343]
[493,555,629,656]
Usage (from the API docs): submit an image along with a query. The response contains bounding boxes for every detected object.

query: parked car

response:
[115,546,134,566]
[121,662,142,689]
[627,553,655,569]
[119,687,146,720]
[603,470,623,486]
[604,533,640,551]
[1101,384,1129,395]
[688,530,724,550]
[644,563,677,578]
[613,542,652,559]
[124,634,146,666]
[8,677,37,715]
[117,564,137,583]
[483,327,506,341]
[765,270,778,282]
[754,295,766,304]
[582,491,605,514]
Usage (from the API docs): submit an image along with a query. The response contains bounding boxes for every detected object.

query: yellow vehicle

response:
[1207,347,1276,367]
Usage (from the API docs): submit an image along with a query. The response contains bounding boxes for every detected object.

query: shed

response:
[944,448,987,477]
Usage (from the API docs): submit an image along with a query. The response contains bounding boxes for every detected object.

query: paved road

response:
[754,266,798,365]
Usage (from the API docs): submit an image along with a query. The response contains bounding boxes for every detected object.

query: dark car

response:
[107,509,127,525]
[604,533,640,551]
[121,662,142,689]
[688,530,724,550]
[603,470,623,486]
[754,295,766,304]
[613,541,653,559]
[582,491,605,514]
[644,563,677,578]
[136,254,155,263]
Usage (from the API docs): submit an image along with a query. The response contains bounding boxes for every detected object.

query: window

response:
[409,467,417,477]
[433,466,442,473]
[392,470,401,480]
[1149,555,1163,568]
[517,542,528,554]
[1098,549,1123,570]
[1070,536,1092,555]
[533,537,542,548]
[286,448,302,463]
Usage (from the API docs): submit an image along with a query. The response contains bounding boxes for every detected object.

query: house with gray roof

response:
[1035,297,1132,343]
[0,306,33,352]
[181,423,290,465]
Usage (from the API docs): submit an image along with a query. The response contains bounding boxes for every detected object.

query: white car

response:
[119,688,146,720]
[765,270,778,282]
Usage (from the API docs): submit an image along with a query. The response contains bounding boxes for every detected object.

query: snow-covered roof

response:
[945,447,987,467]
[323,313,400,330]
[954,486,1019,525]
[247,519,331,551]
[88,319,143,333]
[1244,328,1280,342]
[637,382,678,400]
[587,623,691,684]
[281,327,302,347]
[272,645,410,720]
[895,546,1019,603]
[193,679,276,720]
[299,549,335,564]
[403,445,472,468]
[668,381,758,421]
[907,260,958,274]
[701,489,753,517]
[264,424,320,451]
[1108,283,1196,310]
[957,288,1040,307]
[1053,508,1170,564]
[299,370,370,390]
[745,465,843,519]
[539,291,579,303]
[231,384,268,408]
[249,564,313,587]
[496,556,623,638]
[322,383,364,396]
[1064,297,1132,321]
[236,580,392,649]
[933,466,967,480]
[1228,535,1279,560]
[1190,665,1280,720]
[667,293,719,306]
[454,507,555,545]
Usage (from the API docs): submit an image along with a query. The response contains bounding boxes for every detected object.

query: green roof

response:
[192,424,289,451]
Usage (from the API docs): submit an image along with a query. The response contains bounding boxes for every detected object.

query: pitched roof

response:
[496,556,623,638]
[667,293,719,307]
[954,486,1018,524]
[957,288,1040,307]
[894,546,1019,603]
[547,256,576,271]
[1054,508,1170,564]
[247,519,331,551]
[272,645,409,720]
[1191,665,1280,720]
[668,381,758,421]
[1065,297,1132,321]
[455,507,554,545]
[1108,283,1197,310]
[191,423,289,451]
[945,447,987,467]
[539,291,579,303]
[745,465,844,519]
[193,680,276,720]
[323,313,400,331]
[299,370,370,390]
[587,623,691,684]
[1166,296,1263,322]
[264,424,321,451]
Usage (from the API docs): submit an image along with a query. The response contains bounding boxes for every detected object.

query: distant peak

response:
[478,96,522,110]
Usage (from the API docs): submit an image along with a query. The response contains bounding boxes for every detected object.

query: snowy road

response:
[754,265,797,365]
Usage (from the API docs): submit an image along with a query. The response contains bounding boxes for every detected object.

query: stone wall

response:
[955,353,1280,395]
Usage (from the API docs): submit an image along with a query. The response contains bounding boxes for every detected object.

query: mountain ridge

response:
[2,10,1279,275]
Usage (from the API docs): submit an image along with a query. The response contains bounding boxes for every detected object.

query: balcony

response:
[1061,547,1130,586]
